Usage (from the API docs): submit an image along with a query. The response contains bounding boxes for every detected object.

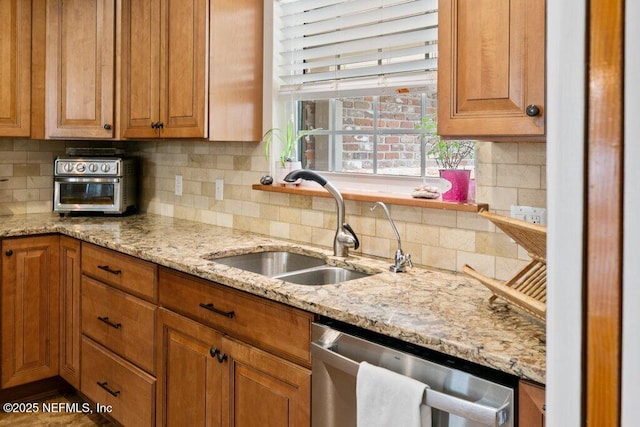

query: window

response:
[298,93,441,177]
[274,0,475,183]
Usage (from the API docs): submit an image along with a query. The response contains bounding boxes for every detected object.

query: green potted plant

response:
[416,114,475,202]
[262,118,320,185]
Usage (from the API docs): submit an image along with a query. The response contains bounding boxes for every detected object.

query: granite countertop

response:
[0,212,546,384]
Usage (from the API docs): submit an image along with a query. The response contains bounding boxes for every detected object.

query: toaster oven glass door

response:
[54,177,122,212]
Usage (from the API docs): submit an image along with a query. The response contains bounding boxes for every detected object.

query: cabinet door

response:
[159,0,208,138]
[519,381,546,427]
[221,336,311,427]
[45,0,115,139]
[120,0,161,139]
[0,0,31,137]
[1,235,60,389]
[209,0,263,142]
[437,0,545,140]
[59,236,81,389]
[157,309,223,427]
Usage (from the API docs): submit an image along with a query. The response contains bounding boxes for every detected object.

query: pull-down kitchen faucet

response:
[284,170,359,257]
[371,201,412,273]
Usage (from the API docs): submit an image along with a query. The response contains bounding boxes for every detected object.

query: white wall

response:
[622,1,640,424]
[546,1,585,425]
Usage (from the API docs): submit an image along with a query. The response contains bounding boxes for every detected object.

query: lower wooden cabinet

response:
[1,235,60,389]
[81,276,157,374]
[156,308,311,427]
[519,380,546,426]
[59,236,82,389]
[221,335,311,427]
[81,336,155,426]
[157,308,224,427]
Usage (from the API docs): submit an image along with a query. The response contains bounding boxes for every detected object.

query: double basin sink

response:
[210,251,373,286]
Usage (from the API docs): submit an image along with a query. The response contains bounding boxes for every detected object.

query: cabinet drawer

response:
[82,276,156,374]
[159,268,314,366]
[82,243,157,301]
[81,337,155,427]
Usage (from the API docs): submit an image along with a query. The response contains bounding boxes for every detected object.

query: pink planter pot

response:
[439,169,471,202]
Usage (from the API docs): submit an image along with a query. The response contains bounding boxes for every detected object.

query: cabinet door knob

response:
[526,104,541,117]
[151,122,157,129]
[209,347,228,363]
[5,250,13,256]
[103,124,112,130]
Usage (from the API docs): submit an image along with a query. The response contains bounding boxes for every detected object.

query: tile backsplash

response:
[0,138,546,281]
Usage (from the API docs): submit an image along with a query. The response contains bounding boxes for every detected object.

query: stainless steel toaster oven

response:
[53,154,137,215]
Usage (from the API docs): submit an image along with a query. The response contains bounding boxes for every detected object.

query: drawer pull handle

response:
[97,381,121,397]
[98,265,122,275]
[98,316,122,329]
[199,303,235,319]
[209,347,228,363]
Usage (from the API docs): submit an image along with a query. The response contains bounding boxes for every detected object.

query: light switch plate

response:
[215,179,224,200]
[175,175,183,196]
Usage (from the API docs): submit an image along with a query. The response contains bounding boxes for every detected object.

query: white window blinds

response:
[277,0,438,99]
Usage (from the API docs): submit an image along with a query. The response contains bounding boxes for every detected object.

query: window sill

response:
[252,184,488,213]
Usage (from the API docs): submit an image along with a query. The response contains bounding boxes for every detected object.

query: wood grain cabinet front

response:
[220,335,311,427]
[81,336,156,426]
[209,0,263,142]
[156,308,224,427]
[0,0,31,137]
[81,276,157,374]
[81,243,158,302]
[120,0,209,139]
[45,0,116,139]
[156,308,311,427]
[519,380,546,427]
[59,236,81,389]
[437,0,545,140]
[1,235,60,389]
[159,267,314,367]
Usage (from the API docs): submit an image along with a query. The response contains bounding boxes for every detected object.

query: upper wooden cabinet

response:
[437,0,545,141]
[45,0,116,139]
[121,0,209,139]
[209,0,263,142]
[0,0,31,137]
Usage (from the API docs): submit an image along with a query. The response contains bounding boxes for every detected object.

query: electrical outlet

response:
[215,179,224,200]
[175,175,183,196]
[510,205,547,225]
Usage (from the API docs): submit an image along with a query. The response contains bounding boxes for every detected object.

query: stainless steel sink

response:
[277,266,371,286]
[212,251,326,276]
[210,250,373,285]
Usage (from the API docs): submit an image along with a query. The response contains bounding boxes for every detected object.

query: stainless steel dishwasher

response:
[312,322,516,427]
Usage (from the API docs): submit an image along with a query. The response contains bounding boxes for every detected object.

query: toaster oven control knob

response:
[88,163,98,173]
[63,163,74,172]
[76,163,86,173]
[101,164,111,172]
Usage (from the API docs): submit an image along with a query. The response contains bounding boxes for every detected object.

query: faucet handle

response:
[404,253,413,269]
[342,223,360,249]
[391,249,412,273]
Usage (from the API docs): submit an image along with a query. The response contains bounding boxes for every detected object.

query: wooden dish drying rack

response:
[462,211,547,322]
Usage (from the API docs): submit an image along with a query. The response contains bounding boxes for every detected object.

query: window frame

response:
[263,0,476,201]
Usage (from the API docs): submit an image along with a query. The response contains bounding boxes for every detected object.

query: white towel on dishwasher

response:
[356,361,432,427]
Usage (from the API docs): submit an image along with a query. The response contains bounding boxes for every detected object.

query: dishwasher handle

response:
[311,341,510,427]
